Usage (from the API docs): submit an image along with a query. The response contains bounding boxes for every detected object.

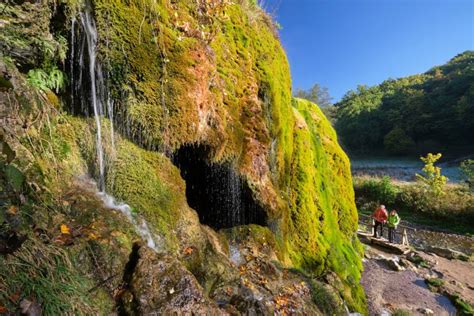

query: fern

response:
[49,68,66,92]
[56,35,69,63]
[27,67,66,93]
[27,69,50,91]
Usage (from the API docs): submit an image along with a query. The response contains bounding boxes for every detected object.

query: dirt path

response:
[360,245,472,315]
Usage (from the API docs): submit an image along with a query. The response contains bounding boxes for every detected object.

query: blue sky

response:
[263,0,474,101]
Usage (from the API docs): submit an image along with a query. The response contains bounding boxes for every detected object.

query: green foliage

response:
[384,127,415,155]
[416,153,447,196]
[294,83,333,108]
[335,51,474,154]
[354,176,399,205]
[355,176,474,234]
[27,67,66,93]
[460,159,474,191]
[0,238,109,315]
[0,2,69,69]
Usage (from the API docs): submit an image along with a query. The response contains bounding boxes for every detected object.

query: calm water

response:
[351,157,463,183]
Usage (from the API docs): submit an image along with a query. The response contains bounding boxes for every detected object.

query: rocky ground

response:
[361,243,474,316]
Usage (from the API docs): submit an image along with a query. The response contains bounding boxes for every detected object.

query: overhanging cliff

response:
[0,0,365,314]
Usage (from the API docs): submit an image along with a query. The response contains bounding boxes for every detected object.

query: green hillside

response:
[335,51,474,155]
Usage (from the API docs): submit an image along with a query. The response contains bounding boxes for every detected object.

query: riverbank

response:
[350,154,473,184]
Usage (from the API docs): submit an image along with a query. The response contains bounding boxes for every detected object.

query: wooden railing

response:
[358,213,415,246]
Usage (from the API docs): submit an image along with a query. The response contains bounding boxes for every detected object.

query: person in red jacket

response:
[372,205,388,238]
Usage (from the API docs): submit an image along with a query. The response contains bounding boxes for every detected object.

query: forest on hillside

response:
[333,51,474,155]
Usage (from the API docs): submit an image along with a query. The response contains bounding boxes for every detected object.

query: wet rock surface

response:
[118,245,222,315]
[117,225,337,315]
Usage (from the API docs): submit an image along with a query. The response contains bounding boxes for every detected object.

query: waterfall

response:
[228,168,242,226]
[79,8,106,191]
[98,192,157,250]
[70,4,156,251]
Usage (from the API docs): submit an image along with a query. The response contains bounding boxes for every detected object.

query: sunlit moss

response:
[286,98,365,312]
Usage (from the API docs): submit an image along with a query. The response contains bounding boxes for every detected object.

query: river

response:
[351,157,463,183]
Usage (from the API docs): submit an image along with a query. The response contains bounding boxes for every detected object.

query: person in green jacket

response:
[387,210,401,243]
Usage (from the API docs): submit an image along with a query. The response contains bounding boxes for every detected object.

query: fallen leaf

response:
[60,224,70,235]
[9,291,20,303]
[183,247,194,255]
[0,305,7,313]
[7,205,18,215]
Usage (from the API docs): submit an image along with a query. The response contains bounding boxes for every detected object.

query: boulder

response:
[377,255,405,272]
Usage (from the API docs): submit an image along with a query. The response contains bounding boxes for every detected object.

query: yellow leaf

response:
[60,224,70,234]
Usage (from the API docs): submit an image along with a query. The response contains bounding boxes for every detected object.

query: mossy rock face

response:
[1,0,366,313]
[286,98,365,312]
[92,0,291,213]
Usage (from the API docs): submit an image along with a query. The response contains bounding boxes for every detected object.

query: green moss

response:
[446,293,474,316]
[426,277,444,290]
[2,1,366,312]
[392,309,414,316]
[106,138,186,250]
[284,98,365,312]
[224,224,283,259]
[92,0,292,180]
[5,164,25,191]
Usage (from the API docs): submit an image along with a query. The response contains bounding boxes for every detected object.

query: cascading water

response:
[173,145,267,229]
[70,4,156,250]
[79,8,106,190]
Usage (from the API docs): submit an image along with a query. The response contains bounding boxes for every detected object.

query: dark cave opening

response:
[173,145,267,230]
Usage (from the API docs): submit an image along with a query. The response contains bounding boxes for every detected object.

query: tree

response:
[333,51,474,155]
[294,83,333,108]
[416,153,448,196]
[383,128,415,155]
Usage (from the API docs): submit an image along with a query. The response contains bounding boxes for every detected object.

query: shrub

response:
[460,159,474,191]
[355,176,399,205]
[416,153,447,196]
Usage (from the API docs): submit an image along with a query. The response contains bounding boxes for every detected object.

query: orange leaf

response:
[60,224,70,235]
[0,305,7,313]
[7,205,18,215]
[9,292,20,303]
[183,247,194,255]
